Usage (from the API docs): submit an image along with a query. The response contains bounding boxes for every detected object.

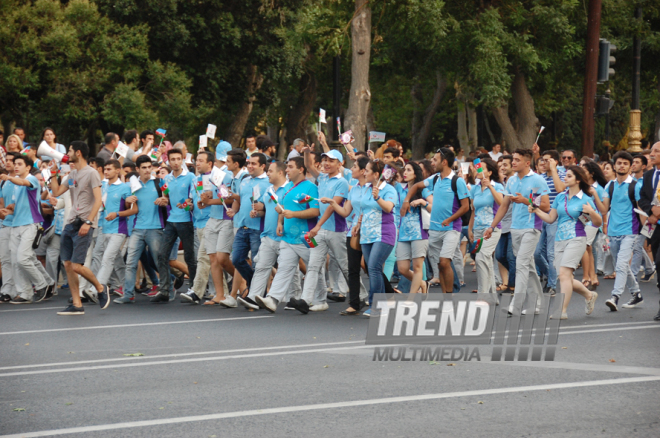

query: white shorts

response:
[554,237,587,271]
[585,226,598,246]
[205,218,235,254]
[428,230,460,260]
[396,240,429,261]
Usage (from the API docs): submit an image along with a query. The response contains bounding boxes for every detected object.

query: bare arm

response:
[303,148,320,179]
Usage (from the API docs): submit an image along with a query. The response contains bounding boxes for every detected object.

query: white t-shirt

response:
[489,151,502,161]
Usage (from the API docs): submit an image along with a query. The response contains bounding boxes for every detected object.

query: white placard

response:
[211,168,227,188]
[206,124,217,139]
[185,153,193,164]
[41,168,51,182]
[319,108,326,123]
[199,135,207,149]
[202,174,212,191]
[115,141,129,158]
[129,175,142,194]
[460,162,470,175]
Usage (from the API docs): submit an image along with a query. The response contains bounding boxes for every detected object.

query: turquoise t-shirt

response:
[281,180,319,245]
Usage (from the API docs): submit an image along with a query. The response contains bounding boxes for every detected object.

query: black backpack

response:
[431,174,471,227]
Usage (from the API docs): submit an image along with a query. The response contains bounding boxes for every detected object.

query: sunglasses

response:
[561,156,572,160]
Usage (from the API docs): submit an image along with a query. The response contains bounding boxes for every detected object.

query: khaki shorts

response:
[585,225,598,246]
[396,240,429,261]
[554,237,587,271]
[205,218,235,254]
[428,230,460,260]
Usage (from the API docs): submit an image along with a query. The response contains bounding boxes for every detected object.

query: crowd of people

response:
[0,125,658,322]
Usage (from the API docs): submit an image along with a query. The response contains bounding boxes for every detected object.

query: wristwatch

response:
[374,196,381,201]
[84,220,92,226]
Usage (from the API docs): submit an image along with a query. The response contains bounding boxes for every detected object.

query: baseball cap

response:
[215,141,232,161]
[321,149,344,163]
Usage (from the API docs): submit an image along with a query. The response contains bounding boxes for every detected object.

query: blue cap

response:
[215,141,232,161]
[321,149,344,163]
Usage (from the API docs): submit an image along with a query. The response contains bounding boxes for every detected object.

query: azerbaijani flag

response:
[195,179,204,192]
[156,128,166,138]
[267,188,279,205]
[162,183,170,195]
[469,238,483,255]
[20,146,30,156]
[302,232,317,248]
[474,158,483,174]
[150,151,159,161]
[296,194,316,204]
[182,200,192,211]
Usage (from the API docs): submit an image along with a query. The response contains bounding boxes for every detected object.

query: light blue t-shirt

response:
[360,183,398,245]
[235,173,271,230]
[423,172,469,232]
[504,171,550,230]
[281,180,319,245]
[605,176,640,236]
[101,180,132,235]
[163,169,195,223]
[11,175,43,227]
[346,183,369,238]
[398,184,431,242]
[134,178,166,230]
[470,182,505,230]
[1,181,15,227]
[317,173,349,233]
[586,183,608,228]
[552,190,596,241]
[190,174,211,229]
[259,184,287,241]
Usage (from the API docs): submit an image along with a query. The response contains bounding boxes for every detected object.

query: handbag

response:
[32,225,46,249]
[421,207,431,230]
[350,215,362,251]
[41,225,56,245]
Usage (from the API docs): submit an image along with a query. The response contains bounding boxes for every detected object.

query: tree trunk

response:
[482,106,496,144]
[278,127,288,161]
[456,91,468,151]
[411,71,447,159]
[655,81,660,143]
[492,104,523,151]
[225,64,263,148]
[511,69,539,148]
[366,104,376,150]
[344,0,371,151]
[467,103,478,151]
[285,68,318,146]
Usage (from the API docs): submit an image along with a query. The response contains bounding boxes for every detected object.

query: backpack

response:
[431,174,471,227]
[607,179,641,233]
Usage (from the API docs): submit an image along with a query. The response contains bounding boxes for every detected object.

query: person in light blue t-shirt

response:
[485,149,550,316]
[530,165,600,320]
[0,152,17,302]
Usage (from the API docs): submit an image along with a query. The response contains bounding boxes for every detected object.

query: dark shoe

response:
[98,285,110,310]
[10,297,31,304]
[238,296,259,310]
[621,292,643,309]
[68,296,90,304]
[641,270,655,282]
[327,292,346,302]
[44,287,54,301]
[82,290,98,304]
[0,294,12,303]
[150,292,170,303]
[180,290,201,304]
[605,295,619,311]
[57,304,85,315]
[174,274,185,290]
[33,285,48,303]
[292,298,310,315]
[340,308,360,316]
[654,307,660,321]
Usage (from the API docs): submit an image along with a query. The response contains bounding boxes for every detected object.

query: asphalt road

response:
[1,268,659,438]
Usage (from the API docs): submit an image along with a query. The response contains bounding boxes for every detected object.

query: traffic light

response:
[597,39,616,83]
[596,95,614,116]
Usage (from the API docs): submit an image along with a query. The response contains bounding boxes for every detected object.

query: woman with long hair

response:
[359,160,398,316]
[529,166,600,319]
[580,160,611,289]
[397,161,432,295]
[321,156,371,315]
[40,127,67,156]
[468,158,505,296]
[4,134,22,153]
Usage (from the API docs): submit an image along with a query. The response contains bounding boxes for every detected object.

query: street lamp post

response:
[628,5,643,152]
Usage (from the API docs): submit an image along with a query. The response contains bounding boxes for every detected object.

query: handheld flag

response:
[469,238,484,255]
[162,183,170,195]
[129,175,142,194]
[150,151,159,161]
[155,128,166,146]
[252,186,261,204]
[473,158,484,175]
[302,232,318,248]
[535,126,545,144]
[206,124,217,139]
[336,117,342,138]
[182,200,192,211]
[218,184,230,203]
[296,194,316,204]
[267,187,283,212]
[20,146,30,156]
[195,178,204,193]
[199,135,208,149]
[339,130,357,155]
[369,131,386,143]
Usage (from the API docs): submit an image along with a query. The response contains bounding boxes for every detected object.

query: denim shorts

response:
[60,223,94,264]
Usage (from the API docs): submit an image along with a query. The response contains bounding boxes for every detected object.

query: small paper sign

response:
[253,186,261,202]
[202,174,212,191]
[185,153,193,164]
[319,108,326,123]
[41,168,51,182]
[129,175,142,194]
[211,168,227,188]
[199,135,208,149]
[206,124,217,139]
[115,141,129,158]
[369,131,386,143]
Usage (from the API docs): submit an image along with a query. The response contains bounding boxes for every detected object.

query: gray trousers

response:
[509,229,543,315]
[302,229,348,304]
[0,226,15,297]
[328,255,349,293]
[45,234,62,285]
[192,227,219,295]
[268,241,326,305]
[249,237,301,301]
[453,244,465,284]
[474,228,501,294]
[11,224,53,299]
[96,234,127,286]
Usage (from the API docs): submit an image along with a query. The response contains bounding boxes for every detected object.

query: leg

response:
[121,232,147,299]
[347,236,363,311]
[545,222,558,290]
[266,242,302,304]
[12,225,49,300]
[475,229,500,294]
[534,224,549,281]
[191,228,212,294]
[158,223,179,297]
[300,230,329,304]
[177,222,197,289]
[231,228,253,287]
[0,227,15,297]
[362,242,394,307]
[509,229,543,315]
[96,234,126,286]
[247,237,280,300]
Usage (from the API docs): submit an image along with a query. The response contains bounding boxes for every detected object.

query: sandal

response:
[472,289,478,293]
[340,308,361,316]
[202,299,222,306]
[582,280,592,289]
[604,274,616,280]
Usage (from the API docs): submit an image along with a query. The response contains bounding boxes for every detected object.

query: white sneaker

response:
[219,295,237,308]
[309,302,329,312]
[550,312,568,320]
[585,291,598,315]
[255,295,277,313]
[521,308,540,315]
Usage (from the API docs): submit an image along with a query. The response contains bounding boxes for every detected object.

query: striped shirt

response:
[540,168,566,206]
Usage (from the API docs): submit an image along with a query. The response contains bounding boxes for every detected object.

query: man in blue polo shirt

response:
[114,155,169,304]
[2,155,54,304]
[401,147,469,294]
[151,148,196,303]
[229,152,271,295]
[604,151,643,311]
[295,148,350,313]
[255,157,327,313]
[486,149,550,316]
[0,152,17,302]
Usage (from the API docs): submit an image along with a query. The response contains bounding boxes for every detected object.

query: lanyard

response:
[282,180,305,201]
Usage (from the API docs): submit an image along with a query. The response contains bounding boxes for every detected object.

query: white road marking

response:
[560,324,660,335]
[0,306,62,312]
[488,360,660,376]
[0,315,273,335]
[2,376,659,437]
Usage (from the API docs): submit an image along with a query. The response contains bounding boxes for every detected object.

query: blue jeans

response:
[362,241,394,307]
[231,227,262,287]
[609,235,640,297]
[124,229,167,298]
[534,222,557,288]
[496,232,516,287]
